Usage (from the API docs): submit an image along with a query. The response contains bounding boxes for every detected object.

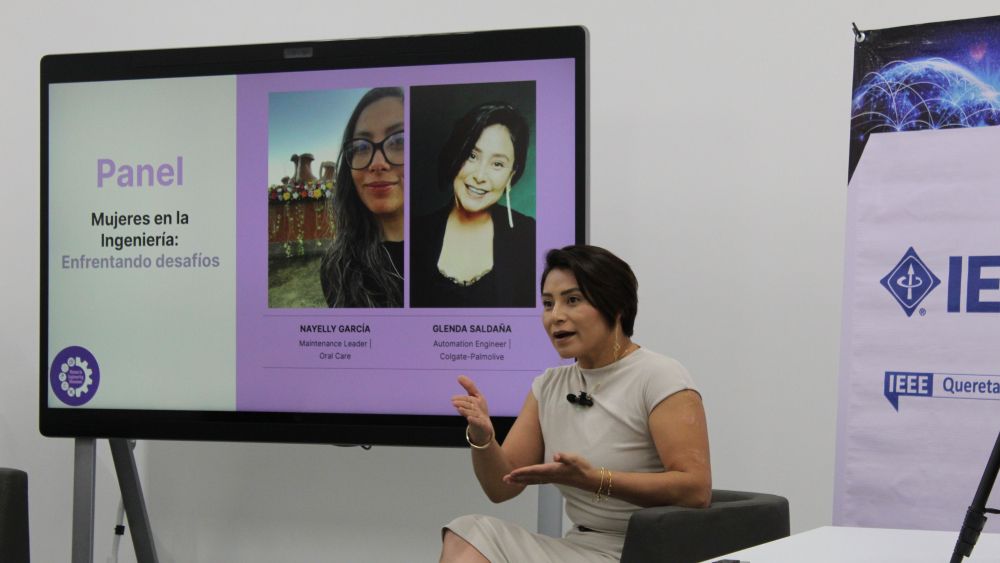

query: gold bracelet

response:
[594,467,607,502]
[606,469,613,499]
[465,426,492,450]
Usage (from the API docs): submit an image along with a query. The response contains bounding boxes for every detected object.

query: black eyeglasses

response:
[342,131,404,170]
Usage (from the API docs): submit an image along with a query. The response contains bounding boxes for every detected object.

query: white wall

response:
[3,1,998,561]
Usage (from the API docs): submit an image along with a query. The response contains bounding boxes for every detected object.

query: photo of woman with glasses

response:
[410,82,536,308]
[320,87,405,308]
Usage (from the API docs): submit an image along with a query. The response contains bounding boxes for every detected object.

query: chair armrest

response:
[0,468,29,563]
[620,489,789,563]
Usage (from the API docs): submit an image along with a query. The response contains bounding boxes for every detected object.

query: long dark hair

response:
[321,87,404,308]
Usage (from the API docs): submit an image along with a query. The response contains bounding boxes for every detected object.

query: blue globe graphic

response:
[852,58,1000,136]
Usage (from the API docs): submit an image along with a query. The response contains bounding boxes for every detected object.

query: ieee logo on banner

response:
[880,247,941,317]
[884,371,933,411]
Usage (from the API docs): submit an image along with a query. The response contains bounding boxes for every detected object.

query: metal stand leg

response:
[71,439,159,563]
[72,438,96,563]
[109,439,159,563]
[537,483,563,537]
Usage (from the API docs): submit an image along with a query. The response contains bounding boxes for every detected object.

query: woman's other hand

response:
[502,452,594,489]
[452,375,494,445]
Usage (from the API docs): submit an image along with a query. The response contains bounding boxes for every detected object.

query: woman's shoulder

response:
[628,348,695,385]
[632,347,686,369]
[625,348,698,407]
[492,207,535,260]
[509,207,535,224]
[414,204,452,226]
[491,206,536,230]
[411,205,451,261]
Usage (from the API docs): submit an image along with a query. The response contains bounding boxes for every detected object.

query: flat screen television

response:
[40,26,587,447]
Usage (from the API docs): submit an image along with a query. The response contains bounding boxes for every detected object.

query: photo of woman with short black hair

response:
[410,82,536,308]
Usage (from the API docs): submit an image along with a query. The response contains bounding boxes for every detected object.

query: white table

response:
[701,525,1000,563]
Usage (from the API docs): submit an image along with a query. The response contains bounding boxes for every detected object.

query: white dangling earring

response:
[505,183,514,229]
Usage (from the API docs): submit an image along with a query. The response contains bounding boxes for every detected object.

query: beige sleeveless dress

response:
[445,348,698,562]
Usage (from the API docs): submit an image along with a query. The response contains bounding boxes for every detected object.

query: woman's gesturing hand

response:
[502,452,594,489]
[452,375,494,446]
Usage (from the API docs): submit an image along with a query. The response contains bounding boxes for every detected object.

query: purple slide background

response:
[236,59,577,416]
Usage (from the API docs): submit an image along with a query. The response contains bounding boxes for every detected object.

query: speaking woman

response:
[441,245,711,562]
[411,102,536,308]
[320,87,405,308]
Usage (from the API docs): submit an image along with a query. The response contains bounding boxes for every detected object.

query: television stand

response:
[72,438,158,563]
[69,439,560,559]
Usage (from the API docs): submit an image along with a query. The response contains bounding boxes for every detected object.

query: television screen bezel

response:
[39,26,588,447]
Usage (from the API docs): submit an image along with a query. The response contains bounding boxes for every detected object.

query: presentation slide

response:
[47,58,577,417]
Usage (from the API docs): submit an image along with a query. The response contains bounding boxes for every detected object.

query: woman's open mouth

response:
[552,330,576,341]
[465,184,489,197]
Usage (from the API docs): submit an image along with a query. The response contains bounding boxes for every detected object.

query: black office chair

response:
[620,489,789,563]
[0,468,29,563]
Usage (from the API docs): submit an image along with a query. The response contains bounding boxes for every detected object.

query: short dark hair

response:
[437,102,530,189]
[541,245,639,336]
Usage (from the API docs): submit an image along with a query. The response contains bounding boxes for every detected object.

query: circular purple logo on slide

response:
[50,346,100,406]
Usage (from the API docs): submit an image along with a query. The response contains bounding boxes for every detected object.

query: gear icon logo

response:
[50,346,100,406]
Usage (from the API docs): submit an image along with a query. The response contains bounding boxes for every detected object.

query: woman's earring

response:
[505,183,514,228]
[612,326,623,362]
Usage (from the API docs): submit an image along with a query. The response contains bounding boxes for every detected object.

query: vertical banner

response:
[836,16,1000,530]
